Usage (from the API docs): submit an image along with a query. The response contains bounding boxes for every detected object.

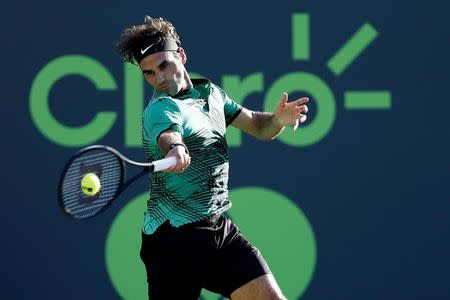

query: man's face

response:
[139,48,187,96]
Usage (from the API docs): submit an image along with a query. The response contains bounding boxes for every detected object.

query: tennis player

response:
[116,16,309,300]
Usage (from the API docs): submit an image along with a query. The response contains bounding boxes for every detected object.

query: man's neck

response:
[181,69,193,91]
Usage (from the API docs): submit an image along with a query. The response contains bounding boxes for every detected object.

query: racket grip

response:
[152,157,177,172]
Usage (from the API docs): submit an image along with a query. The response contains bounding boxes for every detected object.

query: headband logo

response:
[140,43,155,55]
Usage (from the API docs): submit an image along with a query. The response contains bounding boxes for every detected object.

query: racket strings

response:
[60,149,123,219]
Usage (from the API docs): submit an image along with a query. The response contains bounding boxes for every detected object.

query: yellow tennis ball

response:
[81,173,101,196]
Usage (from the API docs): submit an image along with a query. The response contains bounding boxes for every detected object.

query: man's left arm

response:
[231,92,309,140]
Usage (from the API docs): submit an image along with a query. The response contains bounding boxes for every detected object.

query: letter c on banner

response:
[29,55,117,146]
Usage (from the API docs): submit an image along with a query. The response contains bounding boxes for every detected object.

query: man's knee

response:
[230,274,286,300]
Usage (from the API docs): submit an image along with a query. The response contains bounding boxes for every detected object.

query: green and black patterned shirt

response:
[142,79,242,234]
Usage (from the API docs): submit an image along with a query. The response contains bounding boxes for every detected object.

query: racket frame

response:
[58,145,147,220]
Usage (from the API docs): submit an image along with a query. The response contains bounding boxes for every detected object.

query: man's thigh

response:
[140,226,207,300]
[203,217,273,297]
[230,274,286,300]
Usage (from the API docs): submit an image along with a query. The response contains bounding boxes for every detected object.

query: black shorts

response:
[140,214,271,299]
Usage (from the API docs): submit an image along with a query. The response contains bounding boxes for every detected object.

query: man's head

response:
[116,16,191,96]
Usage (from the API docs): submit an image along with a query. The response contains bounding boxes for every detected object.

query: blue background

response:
[2,0,449,299]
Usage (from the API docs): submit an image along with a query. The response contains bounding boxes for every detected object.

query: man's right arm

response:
[157,129,190,173]
[144,98,189,173]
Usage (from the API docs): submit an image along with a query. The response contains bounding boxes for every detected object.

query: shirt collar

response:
[172,78,211,99]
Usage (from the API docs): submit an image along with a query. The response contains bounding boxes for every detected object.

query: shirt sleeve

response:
[143,98,183,145]
[219,89,242,126]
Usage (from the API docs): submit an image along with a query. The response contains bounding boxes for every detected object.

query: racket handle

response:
[152,157,177,172]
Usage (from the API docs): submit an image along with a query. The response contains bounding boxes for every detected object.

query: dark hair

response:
[116,16,181,64]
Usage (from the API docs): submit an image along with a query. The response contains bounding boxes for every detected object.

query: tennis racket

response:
[58,145,176,220]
